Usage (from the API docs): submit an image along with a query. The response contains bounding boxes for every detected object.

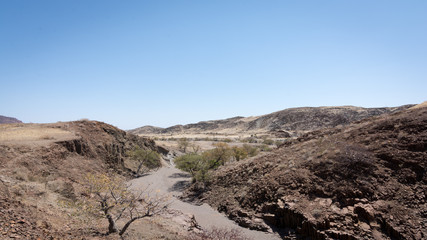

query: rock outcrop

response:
[0,120,166,239]
[186,105,427,239]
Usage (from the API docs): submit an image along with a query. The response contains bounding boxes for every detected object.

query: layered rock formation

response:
[0,120,166,239]
[185,104,427,239]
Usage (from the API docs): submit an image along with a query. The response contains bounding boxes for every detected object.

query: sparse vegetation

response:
[242,144,259,157]
[259,144,273,152]
[190,143,201,153]
[175,143,234,182]
[203,142,233,169]
[175,142,265,182]
[81,173,169,236]
[127,147,161,176]
[174,153,205,179]
[232,146,248,161]
[178,138,191,152]
[262,138,274,145]
[185,226,253,240]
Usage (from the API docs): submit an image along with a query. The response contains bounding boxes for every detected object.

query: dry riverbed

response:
[129,163,281,240]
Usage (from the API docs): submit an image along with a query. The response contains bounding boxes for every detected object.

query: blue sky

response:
[1,1,426,129]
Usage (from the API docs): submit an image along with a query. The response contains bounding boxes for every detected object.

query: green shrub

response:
[174,153,204,177]
[175,143,234,182]
[127,147,161,175]
[263,138,275,145]
[232,146,248,161]
[203,142,232,168]
[243,144,259,157]
[259,144,273,152]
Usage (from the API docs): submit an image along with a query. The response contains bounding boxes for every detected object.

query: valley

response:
[0,103,426,239]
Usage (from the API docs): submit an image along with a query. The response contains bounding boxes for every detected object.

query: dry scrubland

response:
[0,103,425,240]
[0,121,189,239]
[183,103,427,239]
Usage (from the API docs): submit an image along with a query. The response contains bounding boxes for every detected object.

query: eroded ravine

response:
[129,164,281,240]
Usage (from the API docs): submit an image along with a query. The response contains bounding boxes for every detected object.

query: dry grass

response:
[0,124,76,144]
[410,101,427,109]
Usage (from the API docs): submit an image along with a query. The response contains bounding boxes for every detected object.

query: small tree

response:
[232,146,248,161]
[242,144,259,157]
[177,138,190,153]
[82,173,169,236]
[127,147,161,176]
[190,143,201,154]
[174,153,204,178]
[203,142,232,169]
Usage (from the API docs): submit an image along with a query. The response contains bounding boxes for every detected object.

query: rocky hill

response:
[0,120,168,239]
[185,103,427,239]
[0,115,22,124]
[130,105,413,137]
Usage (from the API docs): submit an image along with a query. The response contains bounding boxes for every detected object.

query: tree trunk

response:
[136,160,147,175]
[107,214,118,234]
[119,217,138,236]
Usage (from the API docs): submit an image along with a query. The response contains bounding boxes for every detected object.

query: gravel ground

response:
[129,164,281,240]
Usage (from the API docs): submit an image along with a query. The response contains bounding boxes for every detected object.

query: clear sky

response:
[1,1,426,129]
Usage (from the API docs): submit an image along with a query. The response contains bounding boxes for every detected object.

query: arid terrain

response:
[1,103,425,240]
[130,105,413,140]
[183,103,427,239]
[0,121,188,239]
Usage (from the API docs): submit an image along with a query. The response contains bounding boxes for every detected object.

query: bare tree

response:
[82,173,170,236]
[178,138,191,153]
[190,143,201,154]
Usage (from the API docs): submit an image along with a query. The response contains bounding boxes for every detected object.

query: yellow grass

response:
[0,124,75,143]
[410,101,427,109]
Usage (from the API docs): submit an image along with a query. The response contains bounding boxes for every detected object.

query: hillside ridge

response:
[0,120,167,239]
[184,104,427,239]
[0,115,22,124]
[130,105,414,137]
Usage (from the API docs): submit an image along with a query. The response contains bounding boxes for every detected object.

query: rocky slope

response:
[0,115,22,124]
[0,120,167,239]
[184,104,427,239]
[131,105,413,137]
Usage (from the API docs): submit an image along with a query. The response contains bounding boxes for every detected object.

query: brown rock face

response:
[186,106,427,239]
[0,120,165,239]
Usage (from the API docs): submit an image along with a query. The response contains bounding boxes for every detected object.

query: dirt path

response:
[129,164,281,240]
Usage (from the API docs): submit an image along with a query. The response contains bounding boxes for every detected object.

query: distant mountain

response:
[0,115,22,124]
[130,105,414,137]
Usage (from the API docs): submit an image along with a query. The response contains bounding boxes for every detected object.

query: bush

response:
[175,153,204,177]
[203,143,232,168]
[175,143,234,182]
[243,144,259,157]
[127,147,161,176]
[185,226,253,240]
[259,144,273,152]
[232,146,248,161]
[263,138,275,145]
